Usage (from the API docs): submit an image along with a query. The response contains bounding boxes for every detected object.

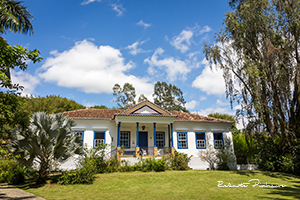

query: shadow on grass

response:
[17,173,61,190]
[230,170,259,176]
[259,181,300,200]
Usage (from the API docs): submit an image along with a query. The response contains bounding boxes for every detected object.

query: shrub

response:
[106,155,119,173]
[153,158,167,172]
[58,160,96,185]
[171,151,191,170]
[198,146,217,170]
[119,160,133,172]
[0,160,26,184]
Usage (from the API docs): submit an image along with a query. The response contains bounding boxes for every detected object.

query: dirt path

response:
[0,183,45,200]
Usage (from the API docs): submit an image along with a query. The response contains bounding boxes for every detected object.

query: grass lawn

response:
[20,170,300,200]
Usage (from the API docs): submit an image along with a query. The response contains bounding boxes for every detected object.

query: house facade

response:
[63,100,236,170]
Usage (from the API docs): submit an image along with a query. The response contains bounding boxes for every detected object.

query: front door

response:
[139,132,148,148]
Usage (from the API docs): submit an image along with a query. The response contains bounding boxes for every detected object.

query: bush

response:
[0,160,26,185]
[58,160,96,185]
[171,151,191,170]
[106,155,119,173]
[119,160,133,172]
[153,158,167,172]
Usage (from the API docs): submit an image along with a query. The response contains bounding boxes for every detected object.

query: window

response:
[213,133,223,149]
[195,132,206,149]
[73,130,84,145]
[94,131,105,148]
[156,132,165,147]
[177,132,188,149]
[120,131,130,148]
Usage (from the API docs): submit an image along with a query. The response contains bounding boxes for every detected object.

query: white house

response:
[63,100,236,170]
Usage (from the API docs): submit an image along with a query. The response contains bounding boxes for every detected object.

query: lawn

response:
[20,170,300,200]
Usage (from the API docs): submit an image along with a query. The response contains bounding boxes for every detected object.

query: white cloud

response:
[186,100,198,110]
[144,47,190,82]
[125,40,149,55]
[11,70,40,96]
[197,107,235,117]
[198,25,212,35]
[136,20,151,29]
[81,0,101,5]
[38,39,153,99]
[192,58,226,95]
[111,4,125,16]
[170,30,193,53]
[216,99,229,106]
[200,96,207,101]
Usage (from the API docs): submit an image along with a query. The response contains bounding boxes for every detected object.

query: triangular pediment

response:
[121,100,173,116]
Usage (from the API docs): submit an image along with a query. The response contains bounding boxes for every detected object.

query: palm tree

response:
[0,0,34,35]
[8,112,83,183]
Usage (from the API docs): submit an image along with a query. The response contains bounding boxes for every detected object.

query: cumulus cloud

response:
[186,100,198,110]
[200,96,207,101]
[192,58,226,95]
[144,47,190,82]
[197,107,235,117]
[111,4,125,16]
[125,40,149,55]
[81,0,101,5]
[170,30,193,53]
[38,39,153,99]
[136,20,151,29]
[216,99,229,106]
[11,70,40,96]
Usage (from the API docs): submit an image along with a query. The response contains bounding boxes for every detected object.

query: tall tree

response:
[153,81,188,112]
[8,112,82,183]
[0,0,41,139]
[204,0,300,172]
[138,94,147,102]
[112,83,136,109]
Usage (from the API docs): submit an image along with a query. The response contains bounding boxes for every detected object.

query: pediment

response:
[121,100,172,116]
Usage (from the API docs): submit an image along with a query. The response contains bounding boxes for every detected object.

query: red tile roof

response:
[63,109,234,123]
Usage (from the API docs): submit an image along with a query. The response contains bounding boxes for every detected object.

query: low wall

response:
[237,164,259,170]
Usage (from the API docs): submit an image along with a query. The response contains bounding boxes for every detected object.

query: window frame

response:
[93,131,105,148]
[213,132,223,149]
[120,131,131,149]
[177,132,188,149]
[195,132,206,149]
[156,131,165,148]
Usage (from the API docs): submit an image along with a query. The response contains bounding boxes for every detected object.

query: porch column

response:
[135,122,140,156]
[171,123,175,155]
[168,125,171,148]
[117,122,121,162]
[153,122,157,156]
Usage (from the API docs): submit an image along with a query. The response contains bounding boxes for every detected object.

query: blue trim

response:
[213,132,223,149]
[120,131,131,148]
[156,131,165,148]
[171,123,173,147]
[136,122,139,147]
[73,130,84,146]
[168,125,170,147]
[195,132,206,149]
[93,131,106,148]
[130,105,163,115]
[177,132,188,149]
[117,122,121,147]
[153,123,157,147]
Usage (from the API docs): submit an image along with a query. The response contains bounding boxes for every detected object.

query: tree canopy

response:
[153,81,188,112]
[204,0,300,173]
[112,83,136,109]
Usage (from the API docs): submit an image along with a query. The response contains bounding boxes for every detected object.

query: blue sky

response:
[5,0,241,125]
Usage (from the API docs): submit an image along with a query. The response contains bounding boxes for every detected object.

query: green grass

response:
[20,170,300,200]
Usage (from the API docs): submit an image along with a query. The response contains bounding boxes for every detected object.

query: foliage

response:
[170,151,191,170]
[215,139,236,170]
[8,112,83,183]
[19,95,86,116]
[0,159,26,185]
[198,146,217,170]
[89,105,108,109]
[58,161,96,185]
[113,83,136,109]
[204,0,300,175]
[133,157,168,172]
[208,113,238,134]
[138,94,147,102]
[153,81,188,112]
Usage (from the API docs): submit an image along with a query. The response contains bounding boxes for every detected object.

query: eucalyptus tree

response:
[204,0,300,172]
[112,83,136,109]
[8,112,82,183]
[153,81,188,112]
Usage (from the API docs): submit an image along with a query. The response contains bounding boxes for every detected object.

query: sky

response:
[4,0,242,127]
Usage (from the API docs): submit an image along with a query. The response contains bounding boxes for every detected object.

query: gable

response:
[121,100,173,116]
